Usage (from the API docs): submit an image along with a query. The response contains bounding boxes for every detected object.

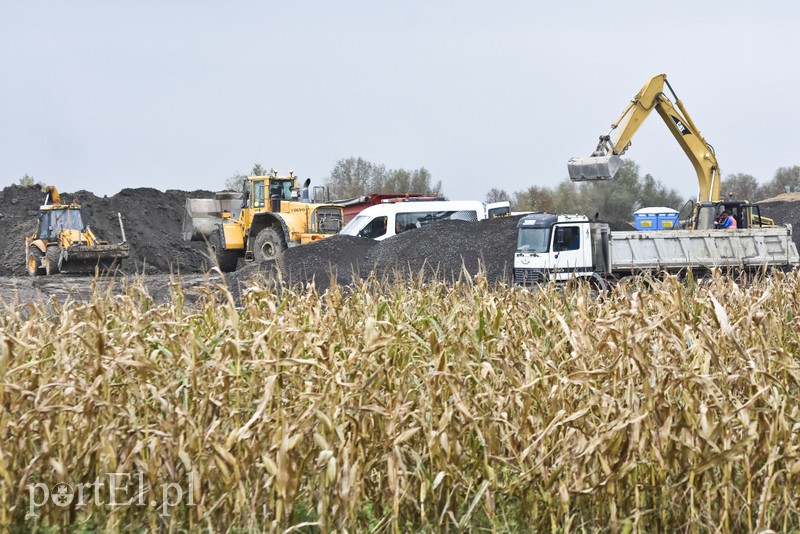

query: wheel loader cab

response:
[249,176,296,210]
[269,179,293,201]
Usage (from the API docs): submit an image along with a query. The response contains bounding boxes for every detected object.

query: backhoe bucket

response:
[59,243,130,274]
[181,192,243,241]
[568,155,623,182]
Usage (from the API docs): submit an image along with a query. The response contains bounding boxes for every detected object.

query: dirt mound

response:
[0,184,215,276]
[0,186,45,276]
[231,234,378,293]
[759,192,800,203]
[230,216,525,291]
[758,200,800,253]
[72,187,215,274]
[366,216,522,283]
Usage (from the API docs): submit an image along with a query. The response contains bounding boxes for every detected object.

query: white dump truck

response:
[513,213,799,289]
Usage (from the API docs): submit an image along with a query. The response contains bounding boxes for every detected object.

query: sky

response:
[2,1,799,202]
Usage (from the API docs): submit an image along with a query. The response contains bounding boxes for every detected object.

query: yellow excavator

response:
[182,171,344,272]
[25,186,129,275]
[568,73,772,230]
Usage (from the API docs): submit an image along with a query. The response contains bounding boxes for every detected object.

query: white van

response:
[339,200,511,240]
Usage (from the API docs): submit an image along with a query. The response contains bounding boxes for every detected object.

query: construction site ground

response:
[2,184,800,305]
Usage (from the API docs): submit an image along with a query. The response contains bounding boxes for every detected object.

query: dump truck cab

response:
[514,213,595,285]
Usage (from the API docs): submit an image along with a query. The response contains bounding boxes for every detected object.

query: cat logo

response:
[670,115,691,136]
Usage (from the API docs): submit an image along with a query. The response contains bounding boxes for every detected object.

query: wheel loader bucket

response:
[567,155,623,182]
[181,192,243,241]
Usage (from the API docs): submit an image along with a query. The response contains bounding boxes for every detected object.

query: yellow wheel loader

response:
[182,172,344,272]
[25,186,129,276]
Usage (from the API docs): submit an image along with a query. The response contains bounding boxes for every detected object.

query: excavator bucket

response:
[182,192,244,241]
[567,155,623,182]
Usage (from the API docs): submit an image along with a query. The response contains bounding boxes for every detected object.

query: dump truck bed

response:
[608,226,800,272]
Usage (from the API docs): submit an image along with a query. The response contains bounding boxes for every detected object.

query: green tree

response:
[580,160,641,220]
[383,167,442,196]
[224,163,273,191]
[720,173,761,202]
[512,186,556,212]
[485,188,511,203]
[509,159,684,221]
[325,158,441,198]
[637,173,685,210]
[18,174,44,188]
[759,166,800,200]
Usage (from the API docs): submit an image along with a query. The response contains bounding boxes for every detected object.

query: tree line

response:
[223,158,442,199]
[219,160,800,222]
[487,163,800,221]
[323,157,442,199]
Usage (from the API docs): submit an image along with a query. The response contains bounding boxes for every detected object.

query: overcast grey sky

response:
[2,1,798,202]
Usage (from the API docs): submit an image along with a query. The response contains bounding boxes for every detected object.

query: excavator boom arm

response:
[568,74,721,203]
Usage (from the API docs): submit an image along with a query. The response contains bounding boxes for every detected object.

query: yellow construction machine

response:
[25,186,129,275]
[182,171,344,272]
[568,73,772,230]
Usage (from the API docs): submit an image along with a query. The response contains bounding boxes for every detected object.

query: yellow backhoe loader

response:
[25,186,129,275]
[568,73,772,230]
[182,171,344,272]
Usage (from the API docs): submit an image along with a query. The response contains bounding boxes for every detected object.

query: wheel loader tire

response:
[209,231,240,273]
[253,227,286,262]
[45,246,61,275]
[27,248,44,277]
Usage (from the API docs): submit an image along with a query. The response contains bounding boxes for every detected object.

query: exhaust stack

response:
[567,155,623,182]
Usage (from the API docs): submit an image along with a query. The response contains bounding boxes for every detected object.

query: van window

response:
[395,210,477,231]
[358,216,388,238]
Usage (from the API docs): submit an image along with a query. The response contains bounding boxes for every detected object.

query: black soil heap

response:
[0,184,213,276]
[5,181,797,288]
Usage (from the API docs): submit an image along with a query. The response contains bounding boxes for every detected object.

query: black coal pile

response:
[0,185,44,276]
[0,184,215,276]
[366,216,523,283]
[231,234,378,292]
[758,197,800,253]
[72,187,215,274]
[230,216,526,292]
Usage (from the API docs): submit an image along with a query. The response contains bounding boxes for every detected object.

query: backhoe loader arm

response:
[568,74,721,204]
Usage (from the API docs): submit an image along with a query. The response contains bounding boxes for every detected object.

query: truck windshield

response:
[340,215,369,236]
[517,227,550,253]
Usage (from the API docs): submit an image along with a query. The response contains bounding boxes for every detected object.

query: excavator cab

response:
[699,201,773,230]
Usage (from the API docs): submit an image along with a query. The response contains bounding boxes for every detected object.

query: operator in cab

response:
[716,211,737,229]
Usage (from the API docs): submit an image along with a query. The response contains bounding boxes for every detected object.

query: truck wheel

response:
[45,246,61,275]
[253,228,286,262]
[27,248,44,276]
[209,232,240,273]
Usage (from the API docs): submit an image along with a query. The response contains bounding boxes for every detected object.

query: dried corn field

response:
[2,271,800,533]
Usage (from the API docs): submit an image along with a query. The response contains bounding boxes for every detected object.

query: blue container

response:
[657,212,679,229]
[634,208,679,231]
[634,213,658,231]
